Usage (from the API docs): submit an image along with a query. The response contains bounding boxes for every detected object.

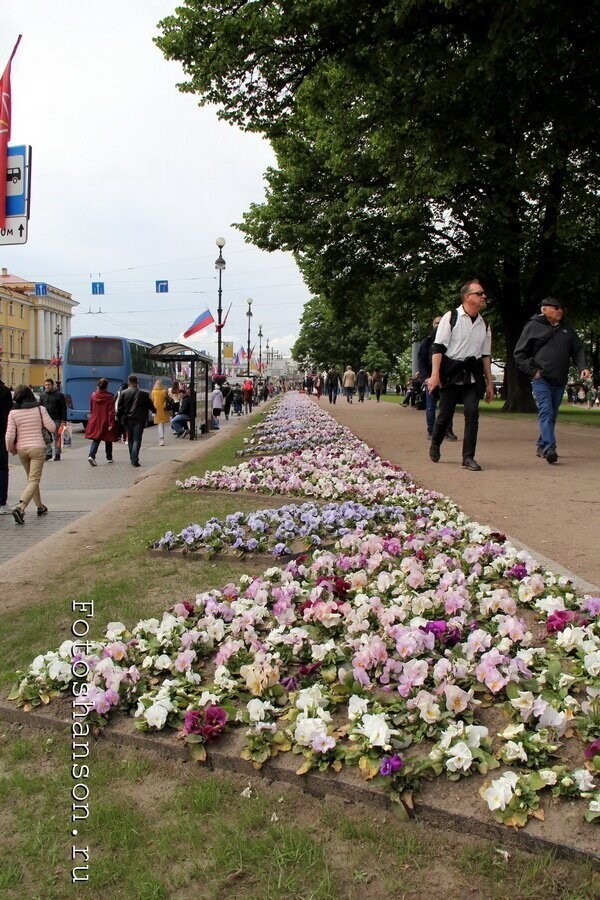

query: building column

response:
[36,307,45,359]
[44,311,51,359]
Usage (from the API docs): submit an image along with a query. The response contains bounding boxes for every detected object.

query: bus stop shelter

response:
[146,343,212,441]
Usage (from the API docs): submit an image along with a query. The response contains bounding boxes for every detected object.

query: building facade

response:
[0,268,78,388]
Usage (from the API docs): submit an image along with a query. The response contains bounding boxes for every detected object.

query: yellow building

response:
[0,268,78,389]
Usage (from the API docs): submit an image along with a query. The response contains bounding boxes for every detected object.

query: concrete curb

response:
[0,699,597,867]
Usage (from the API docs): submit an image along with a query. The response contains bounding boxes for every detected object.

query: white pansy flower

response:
[572,769,596,793]
[502,741,528,763]
[144,703,169,729]
[311,639,336,661]
[105,622,127,641]
[246,698,275,722]
[481,771,519,811]
[294,716,329,747]
[444,684,473,714]
[499,723,525,740]
[295,684,326,712]
[154,655,172,671]
[348,695,369,720]
[465,725,489,749]
[445,741,473,772]
[357,713,395,748]
[584,650,600,678]
[538,769,558,786]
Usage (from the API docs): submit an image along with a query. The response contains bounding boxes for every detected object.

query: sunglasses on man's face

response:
[468,290,486,297]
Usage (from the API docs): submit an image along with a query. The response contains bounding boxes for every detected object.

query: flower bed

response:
[9,392,600,829]
[150,500,427,558]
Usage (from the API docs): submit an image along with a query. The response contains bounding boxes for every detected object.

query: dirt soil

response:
[322,396,600,590]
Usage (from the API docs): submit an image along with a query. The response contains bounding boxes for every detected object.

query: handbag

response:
[39,407,54,446]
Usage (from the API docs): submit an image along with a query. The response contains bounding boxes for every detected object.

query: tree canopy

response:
[156,1,600,406]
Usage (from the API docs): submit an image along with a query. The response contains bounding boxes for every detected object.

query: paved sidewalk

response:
[0,419,239,565]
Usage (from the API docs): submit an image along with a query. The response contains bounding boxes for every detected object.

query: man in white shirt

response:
[426,281,494,471]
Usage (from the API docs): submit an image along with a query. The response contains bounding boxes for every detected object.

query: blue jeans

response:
[531,378,564,452]
[171,413,190,436]
[89,439,113,461]
[127,421,144,465]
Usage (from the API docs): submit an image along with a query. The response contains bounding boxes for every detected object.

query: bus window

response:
[67,337,124,366]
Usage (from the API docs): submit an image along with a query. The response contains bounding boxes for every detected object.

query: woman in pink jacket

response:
[5,384,56,524]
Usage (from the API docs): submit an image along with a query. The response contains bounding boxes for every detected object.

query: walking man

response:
[417,316,458,441]
[39,377,68,461]
[426,281,493,471]
[514,297,591,464]
[356,367,368,402]
[116,375,156,467]
[325,366,340,404]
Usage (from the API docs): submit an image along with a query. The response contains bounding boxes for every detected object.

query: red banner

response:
[0,36,22,228]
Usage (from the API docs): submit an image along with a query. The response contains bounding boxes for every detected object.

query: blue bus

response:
[63,335,174,424]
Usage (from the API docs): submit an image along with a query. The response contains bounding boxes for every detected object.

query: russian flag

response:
[183,309,215,339]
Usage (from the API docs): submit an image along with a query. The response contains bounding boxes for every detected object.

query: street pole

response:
[54,324,63,389]
[246,298,253,377]
[215,237,226,377]
[258,325,263,374]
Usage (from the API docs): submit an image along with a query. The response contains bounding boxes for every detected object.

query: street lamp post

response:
[265,339,269,371]
[215,237,226,376]
[53,324,63,389]
[258,325,263,374]
[246,298,253,377]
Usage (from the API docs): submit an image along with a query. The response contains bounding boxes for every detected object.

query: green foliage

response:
[156,1,600,409]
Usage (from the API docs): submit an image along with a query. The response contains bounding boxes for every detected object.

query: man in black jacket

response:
[514,297,591,464]
[116,375,156,466]
[417,316,458,441]
[0,365,13,513]
[39,377,68,461]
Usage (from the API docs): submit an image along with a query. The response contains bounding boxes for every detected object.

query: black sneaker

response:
[12,505,25,525]
[446,430,459,442]
[462,457,482,471]
[429,443,441,462]
[545,447,558,464]
[37,505,48,516]
[536,447,546,458]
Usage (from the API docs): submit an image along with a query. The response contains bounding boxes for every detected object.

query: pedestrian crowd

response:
[311,281,594,474]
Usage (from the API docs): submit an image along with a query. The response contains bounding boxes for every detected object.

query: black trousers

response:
[432,383,480,460]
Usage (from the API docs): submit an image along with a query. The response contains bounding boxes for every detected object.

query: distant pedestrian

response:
[315,373,324,399]
[231,384,242,416]
[116,374,156,467]
[151,378,170,446]
[342,366,356,403]
[222,382,233,420]
[356,368,368,402]
[0,363,12,515]
[85,378,119,465]
[325,367,340,404]
[514,297,591,464]
[426,281,493,471]
[372,369,383,402]
[115,382,129,442]
[5,385,55,523]
[243,378,254,414]
[211,384,224,429]
[39,377,68,461]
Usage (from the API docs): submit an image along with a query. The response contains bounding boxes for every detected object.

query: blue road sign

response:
[156,280,169,293]
[92,282,105,295]
[6,145,30,218]
[35,283,47,296]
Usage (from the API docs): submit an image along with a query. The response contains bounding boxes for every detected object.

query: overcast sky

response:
[1,1,309,359]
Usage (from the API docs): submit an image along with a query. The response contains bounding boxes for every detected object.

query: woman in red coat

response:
[85,378,119,466]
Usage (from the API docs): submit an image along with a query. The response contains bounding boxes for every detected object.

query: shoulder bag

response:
[39,406,54,446]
